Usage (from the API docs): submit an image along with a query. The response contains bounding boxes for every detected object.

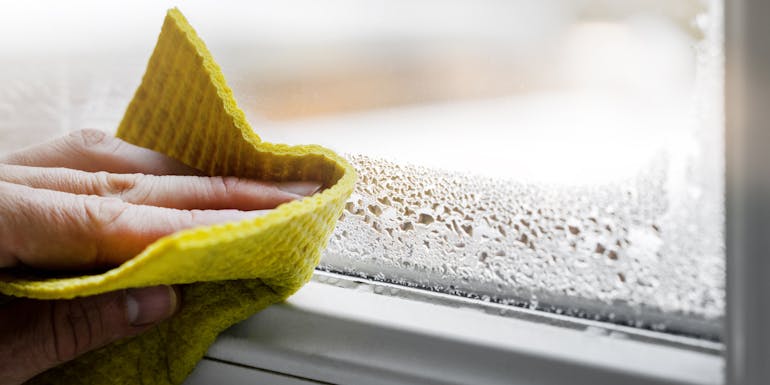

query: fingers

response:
[0,129,201,175]
[0,181,269,269]
[0,130,323,269]
[0,285,178,385]
[0,164,321,210]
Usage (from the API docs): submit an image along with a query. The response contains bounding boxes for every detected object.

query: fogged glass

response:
[0,0,723,338]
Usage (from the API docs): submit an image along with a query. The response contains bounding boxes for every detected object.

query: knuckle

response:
[82,195,129,231]
[213,176,238,198]
[47,299,104,363]
[185,209,203,226]
[128,174,155,203]
[65,129,125,158]
[221,176,240,195]
[67,129,110,148]
[95,172,139,198]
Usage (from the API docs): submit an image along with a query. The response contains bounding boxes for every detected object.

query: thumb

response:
[0,286,178,385]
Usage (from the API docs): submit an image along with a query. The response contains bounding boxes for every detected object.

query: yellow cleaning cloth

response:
[0,8,355,384]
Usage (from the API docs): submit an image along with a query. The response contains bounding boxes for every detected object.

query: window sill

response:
[184,272,723,385]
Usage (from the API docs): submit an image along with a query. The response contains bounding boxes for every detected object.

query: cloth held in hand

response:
[0,8,355,385]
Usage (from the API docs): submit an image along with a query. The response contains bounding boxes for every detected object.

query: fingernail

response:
[125,286,178,326]
[276,181,322,197]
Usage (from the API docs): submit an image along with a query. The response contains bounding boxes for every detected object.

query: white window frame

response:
[185,271,722,385]
[726,0,770,384]
[184,1,768,383]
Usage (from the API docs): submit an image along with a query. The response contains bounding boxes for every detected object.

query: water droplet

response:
[418,213,435,225]
[595,243,606,254]
[368,204,383,216]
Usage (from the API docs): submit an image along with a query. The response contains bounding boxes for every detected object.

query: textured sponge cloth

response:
[0,8,355,385]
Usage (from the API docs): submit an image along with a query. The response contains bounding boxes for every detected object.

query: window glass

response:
[0,0,723,338]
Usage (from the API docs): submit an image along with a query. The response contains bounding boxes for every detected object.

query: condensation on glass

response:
[0,1,724,338]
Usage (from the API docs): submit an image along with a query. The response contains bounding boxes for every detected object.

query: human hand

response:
[0,129,320,384]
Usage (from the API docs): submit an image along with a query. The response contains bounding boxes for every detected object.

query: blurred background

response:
[0,0,715,182]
